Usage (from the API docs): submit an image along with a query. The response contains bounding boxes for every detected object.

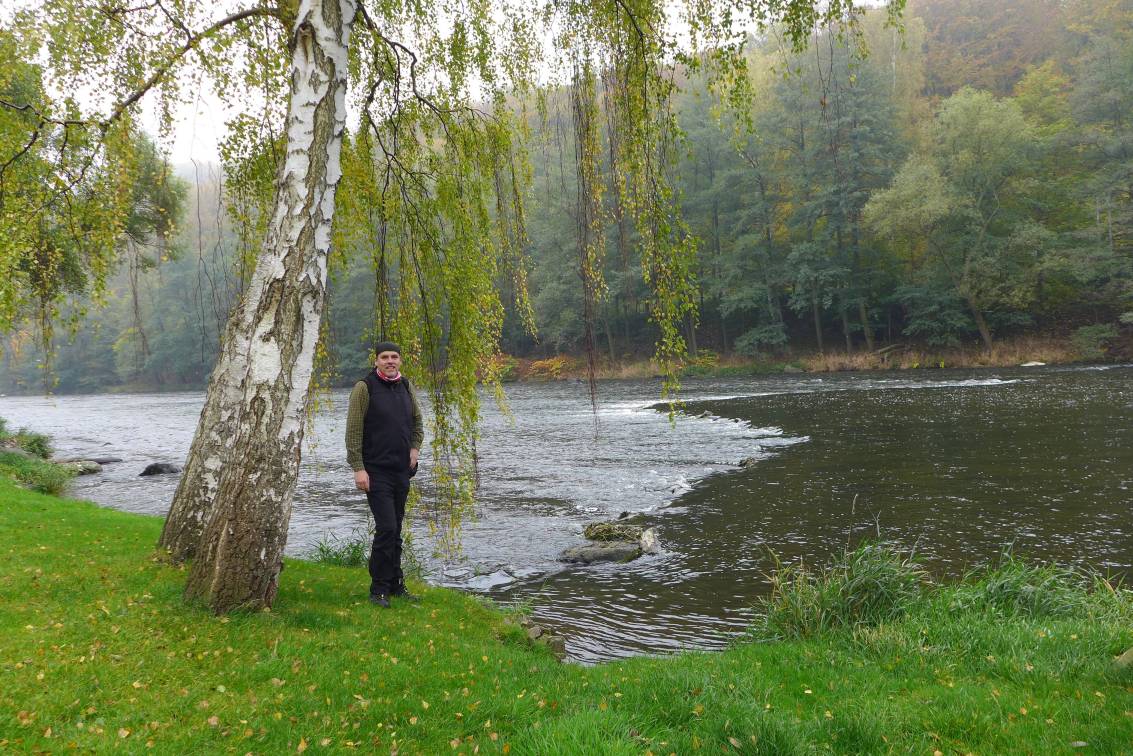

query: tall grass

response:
[310,528,370,567]
[754,543,1132,647]
[0,451,74,495]
[752,543,929,640]
[948,551,1127,620]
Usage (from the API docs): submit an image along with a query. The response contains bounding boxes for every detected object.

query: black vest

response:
[360,372,415,472]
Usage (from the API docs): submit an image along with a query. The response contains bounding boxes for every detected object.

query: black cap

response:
[374,341,401,356]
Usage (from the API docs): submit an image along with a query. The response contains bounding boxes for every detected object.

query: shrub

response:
[487,354,519,382]
[753,543,929,640]
[1071,323,1118,361]
[0,451,74,495]
[14,429,53,459]
[527,356,570,379]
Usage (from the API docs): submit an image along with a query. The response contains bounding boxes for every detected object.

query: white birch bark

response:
[182,0,356,612]
[158,287,262,561]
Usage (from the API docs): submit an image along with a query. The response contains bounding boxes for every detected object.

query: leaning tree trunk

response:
[158,295,259,562]
[182,0,355,613]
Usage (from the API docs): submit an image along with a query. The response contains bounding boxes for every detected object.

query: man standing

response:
[345,342,424,607]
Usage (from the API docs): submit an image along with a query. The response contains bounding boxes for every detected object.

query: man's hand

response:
[354,469,369,492]
[409,448,419,470]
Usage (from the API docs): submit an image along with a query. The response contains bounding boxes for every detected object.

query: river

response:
[2,364,1130,662]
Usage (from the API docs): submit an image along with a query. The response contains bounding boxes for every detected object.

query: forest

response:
[1,0,1130,394]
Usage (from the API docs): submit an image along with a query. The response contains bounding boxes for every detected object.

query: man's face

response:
[376,350,401,377]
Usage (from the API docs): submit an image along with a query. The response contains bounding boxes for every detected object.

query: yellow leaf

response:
[409,717,418,725]
[297,737,308,753]
[728,737,742,748]
[119,728,130,738]
[207,716,219,727]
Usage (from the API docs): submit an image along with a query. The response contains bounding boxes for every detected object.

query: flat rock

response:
[59,460,101,475]
[560,542,642,564]
[442,566,474,580]
[465,570,515,591]
[140,462,181,476]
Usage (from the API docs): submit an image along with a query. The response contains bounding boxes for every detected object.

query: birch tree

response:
[3,0,897,612]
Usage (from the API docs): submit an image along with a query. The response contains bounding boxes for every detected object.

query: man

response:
[345,341,424,607]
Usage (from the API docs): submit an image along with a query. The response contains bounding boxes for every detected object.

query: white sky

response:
[156,91,224,167]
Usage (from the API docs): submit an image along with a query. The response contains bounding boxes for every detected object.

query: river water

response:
[2,365,1131,662]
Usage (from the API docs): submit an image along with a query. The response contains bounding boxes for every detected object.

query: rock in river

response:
[59,460,102,475]
[583,521,643,542]
[140,462,181,476]
[560,541,642,564]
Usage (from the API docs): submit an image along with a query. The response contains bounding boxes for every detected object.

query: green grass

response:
[1,479,1131,754]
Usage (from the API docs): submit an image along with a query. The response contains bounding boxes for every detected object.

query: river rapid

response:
[2,365,1131,662]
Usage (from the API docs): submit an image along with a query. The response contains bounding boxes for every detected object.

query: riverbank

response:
[501,334,1124,382]
[2,479,1130,752]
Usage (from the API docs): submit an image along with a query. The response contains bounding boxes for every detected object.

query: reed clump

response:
[753,543,929,640]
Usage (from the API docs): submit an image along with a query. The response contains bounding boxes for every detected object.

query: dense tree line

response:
[514,0,1133,359]
[2,0,1131,396]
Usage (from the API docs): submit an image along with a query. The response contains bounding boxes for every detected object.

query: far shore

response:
[497,334,1124,382]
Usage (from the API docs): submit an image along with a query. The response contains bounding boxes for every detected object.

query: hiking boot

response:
[391,586,420,602]
[369,592,391,608]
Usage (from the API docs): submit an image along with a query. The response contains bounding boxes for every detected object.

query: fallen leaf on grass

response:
[297,737,308,752]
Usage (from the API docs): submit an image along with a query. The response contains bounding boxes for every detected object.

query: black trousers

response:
[365,469,410,595]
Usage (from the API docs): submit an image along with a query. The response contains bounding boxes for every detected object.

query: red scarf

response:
[376,368,402,383]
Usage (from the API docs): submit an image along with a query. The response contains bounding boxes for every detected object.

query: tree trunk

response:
[858,300,874,351]
[158,300,257,561]
[840,304,852,353]
[686,312,698,358]
[180,0,355,613]
[812,292,824,354]
[967,296,994,351]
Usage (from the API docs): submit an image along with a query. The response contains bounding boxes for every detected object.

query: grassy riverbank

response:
[2,481,1131,753]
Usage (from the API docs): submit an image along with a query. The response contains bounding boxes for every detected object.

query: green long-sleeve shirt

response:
[345,377,425,472]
